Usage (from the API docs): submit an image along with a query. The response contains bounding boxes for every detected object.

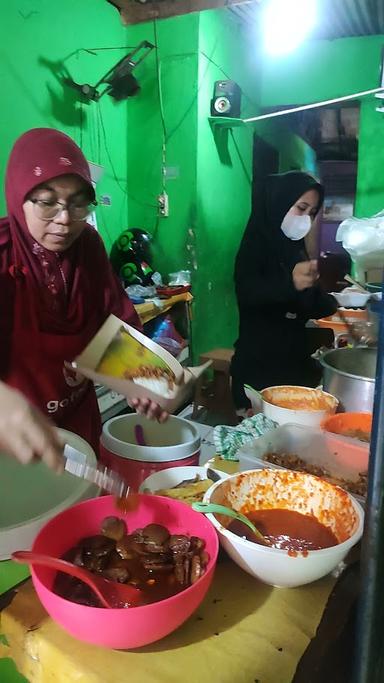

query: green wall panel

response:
[194,9,258,358]
[0,0,131,249]
[124,14,200,278]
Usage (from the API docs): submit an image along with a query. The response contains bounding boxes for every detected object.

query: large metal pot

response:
[367,300,381,339]
[320,347,377,412]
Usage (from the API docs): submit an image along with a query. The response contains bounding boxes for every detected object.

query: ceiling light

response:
[262,0,317,56]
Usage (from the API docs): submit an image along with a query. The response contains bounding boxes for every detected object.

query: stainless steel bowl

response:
[320,347,377,412]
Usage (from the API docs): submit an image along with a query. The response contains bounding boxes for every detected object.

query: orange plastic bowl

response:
[322,412,372,442]
[29,495,219,649]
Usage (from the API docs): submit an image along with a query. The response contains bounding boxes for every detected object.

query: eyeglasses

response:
[29,198,97,222]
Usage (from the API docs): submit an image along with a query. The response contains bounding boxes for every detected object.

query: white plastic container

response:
[331,291,370,308]
[237,423,368,502]
[245,385,338,427]
[203,469,364,588]
[0,429,98,560]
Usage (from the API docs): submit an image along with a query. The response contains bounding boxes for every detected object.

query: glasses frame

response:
[28,198,98,222]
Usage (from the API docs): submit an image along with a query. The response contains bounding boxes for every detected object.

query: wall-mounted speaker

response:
[210,80,241,118]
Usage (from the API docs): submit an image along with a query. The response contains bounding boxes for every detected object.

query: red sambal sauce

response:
[228,509,338,556]
[115,493,140,513]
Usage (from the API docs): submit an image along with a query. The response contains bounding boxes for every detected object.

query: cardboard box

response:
[73,315,211,412]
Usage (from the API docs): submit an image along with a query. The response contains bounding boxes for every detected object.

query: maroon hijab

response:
[0,128,140,370]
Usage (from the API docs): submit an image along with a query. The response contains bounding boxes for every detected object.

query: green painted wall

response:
[124,14,200,277]
[260,35,384,217]
[354,97,384,217]
[124,9,259,360]
[0,0,130,249]
[194,10,258,358]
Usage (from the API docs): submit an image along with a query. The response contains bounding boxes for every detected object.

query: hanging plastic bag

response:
[336,211,384,275]
[149,315,186,358]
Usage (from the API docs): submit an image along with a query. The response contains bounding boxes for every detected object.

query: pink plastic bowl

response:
[30,494,218,649]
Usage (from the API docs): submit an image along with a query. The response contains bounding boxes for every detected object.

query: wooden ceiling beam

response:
[107,0,255,25]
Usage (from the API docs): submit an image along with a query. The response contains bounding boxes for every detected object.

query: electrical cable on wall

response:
[155,42,257,143]
[157,41,219,143]
[85,37,257,227]
[79,101,84,150]
[137,40,242,176]
[62,43,159,243]
[153,19,167,194]
[96,101,158,209]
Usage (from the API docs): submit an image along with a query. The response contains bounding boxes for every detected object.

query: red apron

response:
[6,276,102,454]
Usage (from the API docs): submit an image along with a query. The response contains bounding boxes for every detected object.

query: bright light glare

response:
[262,0,317,56]
[345,228,367,250]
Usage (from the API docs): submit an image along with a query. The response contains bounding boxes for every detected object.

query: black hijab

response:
[237,171,324,273]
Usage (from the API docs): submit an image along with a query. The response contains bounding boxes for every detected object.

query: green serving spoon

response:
[192,502,271,547]
[243,383,263,401]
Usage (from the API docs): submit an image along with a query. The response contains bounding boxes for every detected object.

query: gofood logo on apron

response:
[63,364,85,388]
[46,365,88,415]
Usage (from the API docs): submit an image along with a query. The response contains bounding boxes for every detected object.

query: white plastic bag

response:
[336,211,384,271]
[168,270,191,286]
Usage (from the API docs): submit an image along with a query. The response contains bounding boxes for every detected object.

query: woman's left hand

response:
[129,398,169,423]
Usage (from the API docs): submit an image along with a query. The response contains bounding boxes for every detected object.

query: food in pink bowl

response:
[26,494,218,649]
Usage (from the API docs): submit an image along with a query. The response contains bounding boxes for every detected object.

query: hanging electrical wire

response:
[96,101,158,209]
[153,19,167,193]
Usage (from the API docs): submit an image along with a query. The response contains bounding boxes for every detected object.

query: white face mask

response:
[280,213,311,241]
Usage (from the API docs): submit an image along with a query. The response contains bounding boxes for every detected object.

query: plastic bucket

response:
[0,429,98,560]
[100,414,201,490]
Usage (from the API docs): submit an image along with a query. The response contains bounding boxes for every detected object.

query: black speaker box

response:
[210,80,241,118]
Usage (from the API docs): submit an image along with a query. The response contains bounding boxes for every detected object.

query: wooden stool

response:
[193,348,237,424]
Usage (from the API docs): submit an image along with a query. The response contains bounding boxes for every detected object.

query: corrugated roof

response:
[230,0,384,39]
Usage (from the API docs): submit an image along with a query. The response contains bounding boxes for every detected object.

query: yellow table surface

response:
[0,562,335,683]
[134,293,192,325]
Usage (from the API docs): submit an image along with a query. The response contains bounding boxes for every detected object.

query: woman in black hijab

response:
[230,171,337,412]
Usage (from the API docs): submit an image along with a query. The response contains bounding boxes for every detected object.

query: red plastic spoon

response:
[12,551,141,609]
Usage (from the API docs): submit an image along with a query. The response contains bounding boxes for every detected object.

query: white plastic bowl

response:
[331,291,370,308]
[260,386,338,427]
[140,466,212,492]
[0,429,98,560]
[139,466,226,494]
[203,469,364,588]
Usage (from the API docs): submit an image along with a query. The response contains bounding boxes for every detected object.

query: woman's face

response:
[287,188,320,222]
[23,174,92,252]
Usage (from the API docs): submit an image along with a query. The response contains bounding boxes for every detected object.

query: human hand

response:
[0,384,64,471]
[129,398,169,423]
[292,260,319,291]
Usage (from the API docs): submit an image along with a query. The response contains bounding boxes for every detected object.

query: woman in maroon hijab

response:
[0,128,164,454]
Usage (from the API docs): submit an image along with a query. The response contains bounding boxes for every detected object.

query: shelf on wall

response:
[208,116,248,129]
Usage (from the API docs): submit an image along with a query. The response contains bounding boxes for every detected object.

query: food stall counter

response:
[0,562,335,683]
